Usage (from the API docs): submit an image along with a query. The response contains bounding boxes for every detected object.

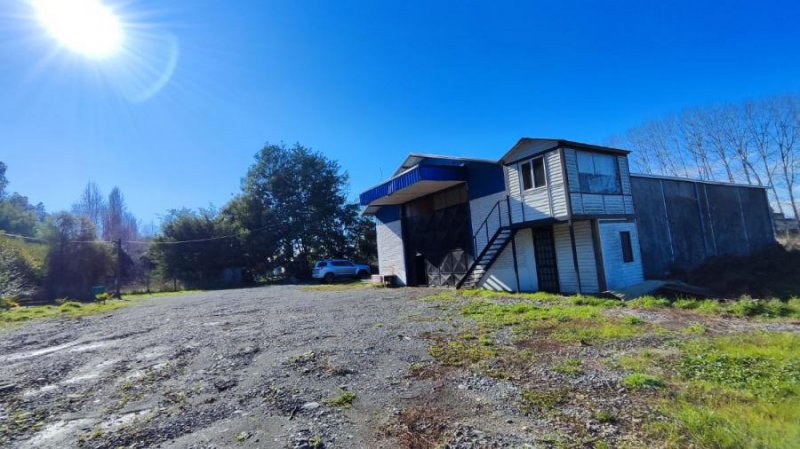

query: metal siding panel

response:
[553,224,578,293]
[573,221,600,293]
[547,151,569,218]
[598,221,645,290]
[376,216,406,285]
[619,157,632,195]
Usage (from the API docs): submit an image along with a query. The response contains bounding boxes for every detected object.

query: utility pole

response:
[115,238,122,299]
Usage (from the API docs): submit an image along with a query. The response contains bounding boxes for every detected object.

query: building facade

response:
[360,138,775,293]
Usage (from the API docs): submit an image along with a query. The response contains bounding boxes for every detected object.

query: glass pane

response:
[533,158,546,188]
[520,162,533,190]
[577,151,595,174]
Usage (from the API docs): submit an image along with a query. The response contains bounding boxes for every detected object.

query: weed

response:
[623,373,666,390]
[627,296,671,309]
[302,281,374,292]
[595,410,617,424]
[680,323,706,334]
[429,338,496,366]
[622,315,645,325]
[552,358,583,375]
[325,390,356,408]
[519,388,566,414]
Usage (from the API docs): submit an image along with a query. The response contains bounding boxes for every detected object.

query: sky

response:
[1,0,799,227]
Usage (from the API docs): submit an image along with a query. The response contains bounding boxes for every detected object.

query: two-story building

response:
[359,138,775,293]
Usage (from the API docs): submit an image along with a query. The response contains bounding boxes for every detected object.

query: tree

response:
[0,161,7,199]
[148,208,239,287]
[72,182,105,236]
[237,143,361,278]
[613,93,800,222]
[43,212,113,299]
[102,187,138,241]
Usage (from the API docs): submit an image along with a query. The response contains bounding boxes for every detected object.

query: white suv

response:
[312,259,371,283]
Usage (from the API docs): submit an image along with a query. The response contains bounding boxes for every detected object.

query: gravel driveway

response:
[0,285,467,449]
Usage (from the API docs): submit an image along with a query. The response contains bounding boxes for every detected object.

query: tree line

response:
[1,142,376,303]
[610,93,800,221]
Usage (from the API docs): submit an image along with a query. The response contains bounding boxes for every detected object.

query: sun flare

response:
[31,0,123,58]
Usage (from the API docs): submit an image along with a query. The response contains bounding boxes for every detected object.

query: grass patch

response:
[623,373,666,390]
[429,336,496,366]
[121,290,202,299]
[302,281,374,292]
[552,358,583,375]
[325,390,356,408]
[0,299,139,327]
[624,332,800,448]
[519,388,566,415]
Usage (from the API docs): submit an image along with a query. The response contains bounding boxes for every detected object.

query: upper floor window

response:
[520,157,546,191]
[577,151,621,194]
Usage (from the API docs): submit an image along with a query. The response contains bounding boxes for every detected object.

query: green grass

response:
[0,299,139,327]
[429,335,496,366]
[519,388,566,414]
[552,358,583,375]
[121,290,202,299]
[301,281,375,292]
[625,332,800,449]
[324,390,356,408]
[623,373,667,390]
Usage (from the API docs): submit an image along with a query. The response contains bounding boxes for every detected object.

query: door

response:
[532,228,559,292]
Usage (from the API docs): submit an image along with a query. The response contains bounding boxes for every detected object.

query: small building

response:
[359,138,776,293]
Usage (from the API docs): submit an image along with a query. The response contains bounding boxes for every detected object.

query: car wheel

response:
[357,270,370,280]
[324,273,335,284]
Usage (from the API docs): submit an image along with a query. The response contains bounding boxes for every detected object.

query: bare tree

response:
[744,99,784,214]
[770,95,800,222]
[72,181,106,235]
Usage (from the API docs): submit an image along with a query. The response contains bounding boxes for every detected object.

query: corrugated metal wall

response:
[631,176,775,278]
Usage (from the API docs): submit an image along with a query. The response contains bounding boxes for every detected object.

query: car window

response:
[332,261,352,267]
[316,261,327,267]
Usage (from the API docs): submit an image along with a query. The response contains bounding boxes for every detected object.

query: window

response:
[620,231,634,263]
[520,158,546,191]
[577,151,621,194]
[316,261,327,267]
[332,260,353,267]
[533,157,546,188]
[521,161,533,190]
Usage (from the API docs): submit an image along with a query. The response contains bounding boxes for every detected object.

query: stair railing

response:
[472,196,511,258]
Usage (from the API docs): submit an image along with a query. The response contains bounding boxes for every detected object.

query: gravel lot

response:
[2,285,795,449]
[0,285,490,449]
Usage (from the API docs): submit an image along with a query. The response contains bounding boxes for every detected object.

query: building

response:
[359,138,776,293]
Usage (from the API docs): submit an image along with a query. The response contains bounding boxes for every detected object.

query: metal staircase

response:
[457,196,516,289]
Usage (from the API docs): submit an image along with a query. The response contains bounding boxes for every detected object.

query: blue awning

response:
[360,164,466,208]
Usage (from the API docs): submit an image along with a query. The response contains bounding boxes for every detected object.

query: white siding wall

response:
[506,150,568,223]
[598,220,644,290]
[553,221,600,294]
[478,228,538,292]
[470,191,509,257]
[376,218,406,285]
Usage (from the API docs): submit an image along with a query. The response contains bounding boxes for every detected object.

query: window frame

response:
[519,156,547,192]
[576,151,622,195]
[620,231,634,263]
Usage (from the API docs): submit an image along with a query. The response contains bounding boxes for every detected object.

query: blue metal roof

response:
[359,164,466,206]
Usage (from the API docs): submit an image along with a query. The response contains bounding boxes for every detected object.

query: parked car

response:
[312,259,371,283]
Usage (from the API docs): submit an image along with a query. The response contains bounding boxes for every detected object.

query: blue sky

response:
[1,0,799,226]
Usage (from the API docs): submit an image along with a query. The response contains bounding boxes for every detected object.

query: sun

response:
[31,0,124,58]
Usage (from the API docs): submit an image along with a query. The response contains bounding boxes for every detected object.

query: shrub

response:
[0,297,20,310]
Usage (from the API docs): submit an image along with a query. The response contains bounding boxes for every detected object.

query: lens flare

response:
[31,0,123,58]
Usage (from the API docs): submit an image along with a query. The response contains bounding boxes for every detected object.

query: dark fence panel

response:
[631,176,775,279]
